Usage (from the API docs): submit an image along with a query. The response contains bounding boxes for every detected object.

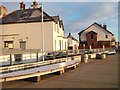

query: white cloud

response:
[65,2,118,31]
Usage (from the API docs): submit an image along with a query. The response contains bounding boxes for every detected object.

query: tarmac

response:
[2,52,119,88]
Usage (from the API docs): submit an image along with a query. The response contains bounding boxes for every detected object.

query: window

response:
[54,23,56,31]
[57,23,59,33]
[65,41,66,50]
[20,41,26,49]
[59,40,61,50]
[4,41,14,49]
[91,34,94,39]
[106,35,108,38]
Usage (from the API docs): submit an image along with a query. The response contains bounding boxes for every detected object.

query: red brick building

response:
[78,22,116,49]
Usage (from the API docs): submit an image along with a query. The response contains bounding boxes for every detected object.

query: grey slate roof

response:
[1,8,54,24]
[52,16,59,24]
[51,16,64,30]
[0,7,65,31]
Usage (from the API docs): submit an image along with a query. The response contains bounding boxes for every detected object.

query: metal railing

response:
[0,48,115,74]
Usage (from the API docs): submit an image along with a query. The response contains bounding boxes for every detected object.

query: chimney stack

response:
[20,2,25,10]
[103,24,107,30]
[33,1,38,8]
[68,33,71,36]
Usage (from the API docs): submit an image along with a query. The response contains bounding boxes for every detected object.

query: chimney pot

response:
[69,33,71,36]
[33,1,38,8]
[20,2,25,10]
[103,24,107,30]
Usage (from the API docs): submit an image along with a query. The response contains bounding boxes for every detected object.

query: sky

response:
[1,0,119,41]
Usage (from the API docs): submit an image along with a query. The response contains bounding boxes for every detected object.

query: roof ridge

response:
[78,22,114,35]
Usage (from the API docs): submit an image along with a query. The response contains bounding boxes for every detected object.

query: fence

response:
[0,48,114,66]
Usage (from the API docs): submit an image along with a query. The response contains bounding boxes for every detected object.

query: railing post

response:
[66,50,68,61]
[10,54,12,66]
[53,52,55,60]
[36,52,39,62]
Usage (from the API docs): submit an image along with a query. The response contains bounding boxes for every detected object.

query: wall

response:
[53,21,67,51]
[86,32,97,48]
[1,21,68,52]
[1,21,54,52]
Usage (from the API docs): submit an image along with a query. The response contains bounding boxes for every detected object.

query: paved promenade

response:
[2,53,118,88]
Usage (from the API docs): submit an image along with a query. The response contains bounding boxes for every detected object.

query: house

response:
[0,1,68,52]
[78,22,116,49]
[0,5,7,18]
[66,33,79,50]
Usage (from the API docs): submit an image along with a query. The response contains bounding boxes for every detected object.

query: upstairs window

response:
[4,41,13,49]
[106,35,108,38]
[91,34,94,39]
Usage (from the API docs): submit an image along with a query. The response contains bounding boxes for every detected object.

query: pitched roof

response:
[78,22,114,35]
[67,33,78,41]
[0,7,57,24]
[0,7,65,31]
[51,16,59,24]
[51,16,64,30]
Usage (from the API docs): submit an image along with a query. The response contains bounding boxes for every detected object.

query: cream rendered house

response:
[0,2,67,52]
[67,33,79,50]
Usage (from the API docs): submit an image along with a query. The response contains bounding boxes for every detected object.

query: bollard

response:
[96,53,106,59]
[84,54,88,63]
[101,53,106,59]
[81,54,88,64]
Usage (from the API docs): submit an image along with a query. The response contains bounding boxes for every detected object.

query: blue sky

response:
[1,1,119,41]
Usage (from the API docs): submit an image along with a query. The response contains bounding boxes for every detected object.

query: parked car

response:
[79,50,93,54]
[39,52,55,61]
[103,50,109,54]
[45,52,55,60]
[55,51,67,58]
[107,49,116,55]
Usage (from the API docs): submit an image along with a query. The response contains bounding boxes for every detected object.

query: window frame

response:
[4,41,14,49]
[106,35,108,38]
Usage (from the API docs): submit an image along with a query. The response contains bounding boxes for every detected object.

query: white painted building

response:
[66,33,79,50]
[0,2,68,52]
[78,22,115,49]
